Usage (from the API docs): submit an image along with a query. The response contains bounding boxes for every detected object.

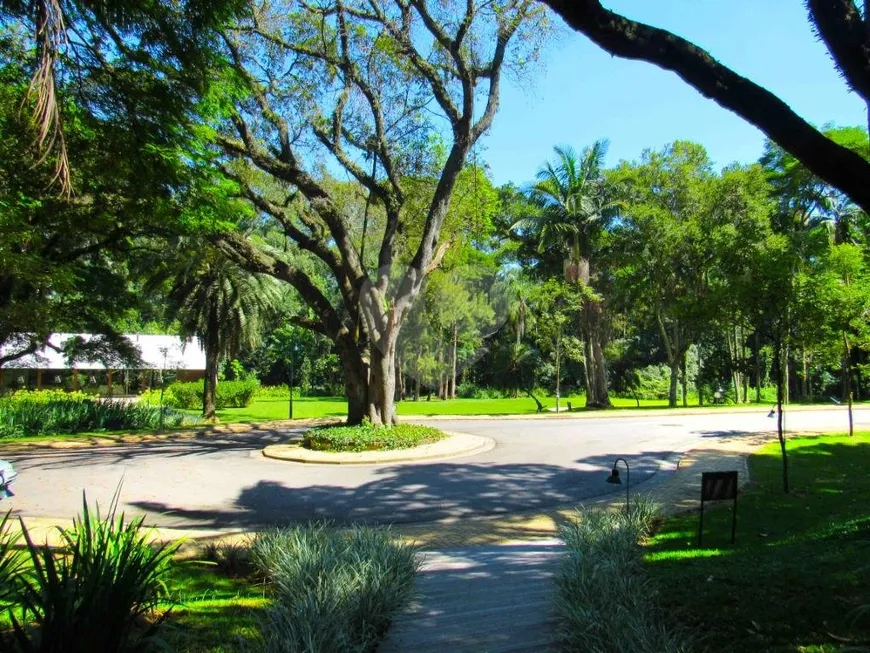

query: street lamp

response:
[605,457,631,515]
[288,343,299,420]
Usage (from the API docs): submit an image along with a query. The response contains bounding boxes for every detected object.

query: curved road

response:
[3,408,866,529]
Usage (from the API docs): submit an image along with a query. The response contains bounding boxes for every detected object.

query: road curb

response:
[261,431,495,465]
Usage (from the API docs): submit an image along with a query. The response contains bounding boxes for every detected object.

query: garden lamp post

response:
[605,457,631,515]
[288,343,299,420]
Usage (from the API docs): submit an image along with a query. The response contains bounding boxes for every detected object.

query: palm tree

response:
[513,141,619,408]
[164,248,279,420]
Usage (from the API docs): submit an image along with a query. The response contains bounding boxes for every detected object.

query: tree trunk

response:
[555,334,561,413]
[394,354,404,403]
[668,361,679,408]
[203,341,219,421]
[337,336,368,425]
[783,343,790,405]
[776,338,789,494]
[450,324,458,400]
[582,296,610,408]
[367,342,397,426]
[681,353,688,408]
[844,331,854,437]
[754,331,762,404]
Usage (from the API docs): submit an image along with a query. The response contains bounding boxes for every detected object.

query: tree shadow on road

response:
[128,449,679,529]
[5,427,306,470]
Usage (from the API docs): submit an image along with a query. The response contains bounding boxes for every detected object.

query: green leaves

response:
[5,491,180,653]
[303,422,446,452]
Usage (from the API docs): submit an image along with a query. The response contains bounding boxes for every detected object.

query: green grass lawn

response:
[162,562,266,652]
[645,433,870,652]
[211,393,779,423]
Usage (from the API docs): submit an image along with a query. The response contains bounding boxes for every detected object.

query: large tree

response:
[514,142,617,407]
[541,0,870,215]
[210,0,547,425]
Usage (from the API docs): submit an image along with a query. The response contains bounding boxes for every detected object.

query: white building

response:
[0,334,205,394]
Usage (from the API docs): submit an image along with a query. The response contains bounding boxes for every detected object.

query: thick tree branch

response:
[806,0,870,101]
[211,232,349,340]
[542,0,870,214]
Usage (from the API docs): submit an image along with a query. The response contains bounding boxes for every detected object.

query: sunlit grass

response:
[162,562,266,653]
[645,432,870,652]
[209,393,788,423]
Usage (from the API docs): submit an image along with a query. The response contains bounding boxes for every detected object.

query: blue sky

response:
[483,0,869,186]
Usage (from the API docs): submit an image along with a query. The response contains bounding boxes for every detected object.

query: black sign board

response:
[702,471,738,501]
[698,471,738,546]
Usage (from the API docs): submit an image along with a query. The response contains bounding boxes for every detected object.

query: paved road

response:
[2,408,865,529]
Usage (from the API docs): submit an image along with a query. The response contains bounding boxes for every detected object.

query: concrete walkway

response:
[379,430,767,653]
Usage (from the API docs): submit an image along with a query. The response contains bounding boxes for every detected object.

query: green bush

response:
[303,422,446,452]
[456,382,509,399]
[145,379,260,410]
[0,512,24,608]
[256,384,293,399]
[555,499,693,653]
[0,393,190,438]
[251,523,418,653]
[4,493,180,653]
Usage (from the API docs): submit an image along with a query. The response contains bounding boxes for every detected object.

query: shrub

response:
[200,540,253,578]
[251,523,418,653]
[555,499,693,653]
[455,383,509,399]
[145,379,260,410]
[0,511,24,607]
[256,384,293,399]
[6,493,180,653]
[0,394,190,438]
[303,422,446,452]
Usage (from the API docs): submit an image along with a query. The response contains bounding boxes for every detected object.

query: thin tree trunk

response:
[681,353,688,408]
[668,362,679,408]
[783,343,790,405]
[203,342,219,420]
[697,346,704,407]
[450,324,458,400]
[555,332,562,413]
[802,351,810,401]
[755,331,762,403]
[776,338,789,494]
[844,331,854,437]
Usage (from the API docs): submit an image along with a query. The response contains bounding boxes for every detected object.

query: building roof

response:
[1,334,206,371]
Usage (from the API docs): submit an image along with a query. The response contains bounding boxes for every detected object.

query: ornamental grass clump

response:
[251,522,419,653]
[555,498,694,653]
[303,422,445,452]
[2,492,180,653]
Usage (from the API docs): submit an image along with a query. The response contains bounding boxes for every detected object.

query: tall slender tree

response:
[513,142,618,407]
